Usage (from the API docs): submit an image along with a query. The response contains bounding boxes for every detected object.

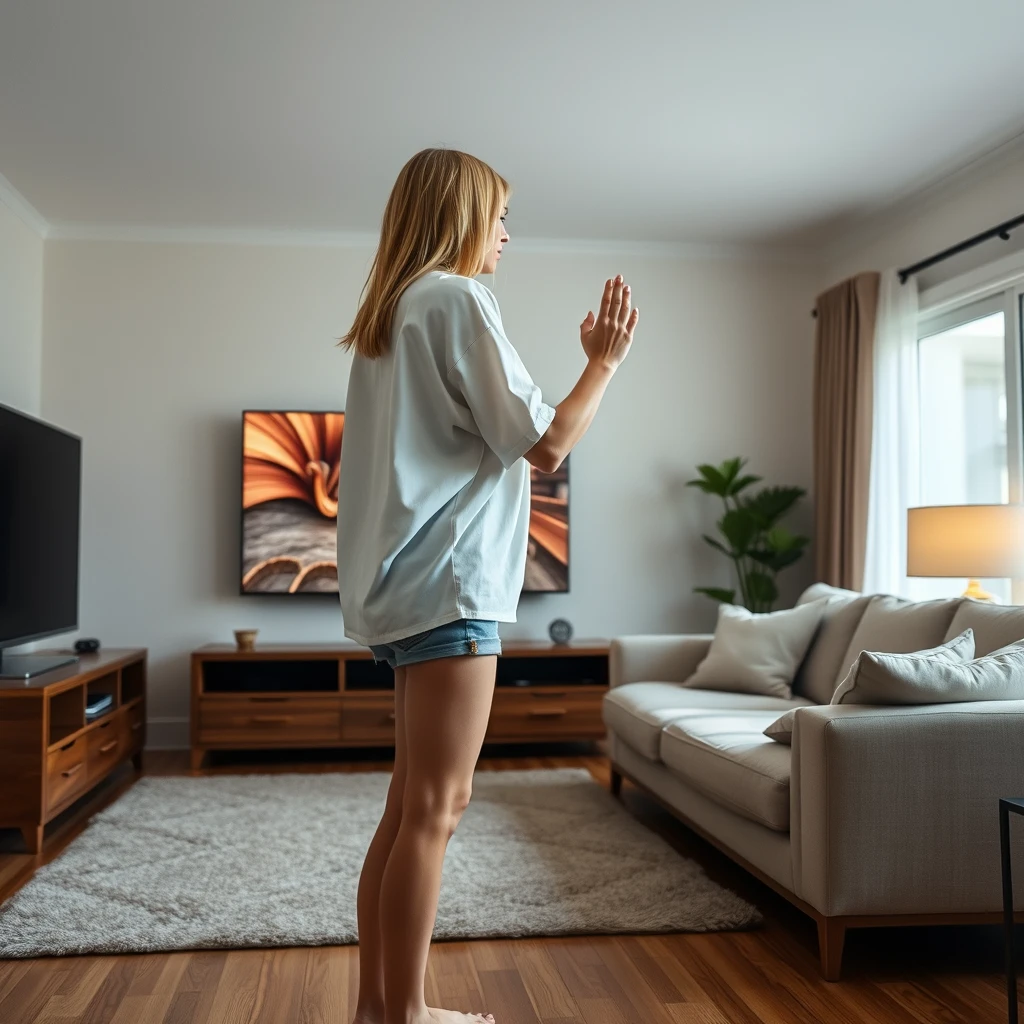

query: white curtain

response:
[863,269,920,596]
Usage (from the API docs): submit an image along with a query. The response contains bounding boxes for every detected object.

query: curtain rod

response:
[811,210,1024,318]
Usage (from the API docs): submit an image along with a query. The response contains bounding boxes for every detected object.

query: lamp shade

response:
[907,504,1024,578]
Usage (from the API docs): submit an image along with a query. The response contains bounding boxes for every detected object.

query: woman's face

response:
[479,206,509,275]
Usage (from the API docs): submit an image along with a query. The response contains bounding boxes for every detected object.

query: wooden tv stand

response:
[0,648,147,853]
[190,640,609,769]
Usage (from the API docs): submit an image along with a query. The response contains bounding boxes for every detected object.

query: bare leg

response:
[351,667,409,1024]
[379,654,498,1024]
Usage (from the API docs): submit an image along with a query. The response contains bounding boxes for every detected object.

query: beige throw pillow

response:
[763,708,798,744]
[832,629,988,705]
[687,599,828,699]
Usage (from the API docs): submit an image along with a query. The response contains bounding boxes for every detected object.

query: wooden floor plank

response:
[298,946,351,1024]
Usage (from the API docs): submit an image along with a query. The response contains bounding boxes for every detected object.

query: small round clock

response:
[548,618,573,645]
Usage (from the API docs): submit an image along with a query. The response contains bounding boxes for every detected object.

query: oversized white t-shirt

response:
[336,271,556,646]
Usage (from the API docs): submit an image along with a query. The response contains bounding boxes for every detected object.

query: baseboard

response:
[146,717,189,750]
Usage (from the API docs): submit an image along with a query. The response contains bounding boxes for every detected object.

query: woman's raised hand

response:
[579,275,639,371]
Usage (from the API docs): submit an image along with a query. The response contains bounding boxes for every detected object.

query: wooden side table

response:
[1001,797,1024,1023]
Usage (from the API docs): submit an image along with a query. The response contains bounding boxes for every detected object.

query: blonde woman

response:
[336,148,639,1024]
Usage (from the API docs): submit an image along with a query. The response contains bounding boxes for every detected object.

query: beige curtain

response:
[813,272,880,591]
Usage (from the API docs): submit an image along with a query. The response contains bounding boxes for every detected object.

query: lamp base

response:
[962,579,1000,603]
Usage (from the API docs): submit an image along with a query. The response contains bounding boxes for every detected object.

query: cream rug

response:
[0,769,758,957]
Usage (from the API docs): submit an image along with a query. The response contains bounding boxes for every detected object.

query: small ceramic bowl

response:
[234,629,258,651]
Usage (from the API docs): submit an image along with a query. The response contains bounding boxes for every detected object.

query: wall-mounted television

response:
[241,411,569,595]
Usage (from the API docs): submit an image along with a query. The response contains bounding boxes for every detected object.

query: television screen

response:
[241,411,568,595]
[0,405,81,647]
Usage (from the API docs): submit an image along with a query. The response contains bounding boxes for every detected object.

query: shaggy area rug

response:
[0,768,758,957]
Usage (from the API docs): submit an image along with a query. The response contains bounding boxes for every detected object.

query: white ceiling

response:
[2,0,1024,247]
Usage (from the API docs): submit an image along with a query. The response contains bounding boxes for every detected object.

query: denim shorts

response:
[369,619,502,669]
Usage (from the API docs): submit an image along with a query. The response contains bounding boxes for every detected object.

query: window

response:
[916,288,1023,602]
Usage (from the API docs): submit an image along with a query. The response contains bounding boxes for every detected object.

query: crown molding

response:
[0,172,49,238]
[824,127,1024,269]
[44,220,815,262]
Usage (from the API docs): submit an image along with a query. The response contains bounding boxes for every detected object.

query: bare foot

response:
[351,1007,493,1024]
[429,1010,494,1024]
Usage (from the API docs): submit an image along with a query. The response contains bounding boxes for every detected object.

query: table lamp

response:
[907,504,1024,602]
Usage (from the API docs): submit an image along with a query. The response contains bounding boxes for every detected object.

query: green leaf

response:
[687,463,729,497]
[719,508,758,555]
[702,534,734,557]
[694,587,736,605]
[746,571,779,609]
[728,473,762,497]
[743,485,806,529]
[719,457,746,489]
[748,547,804,572]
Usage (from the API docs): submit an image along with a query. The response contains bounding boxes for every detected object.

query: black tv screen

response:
[0,406,82,647]
[241,411,569,595]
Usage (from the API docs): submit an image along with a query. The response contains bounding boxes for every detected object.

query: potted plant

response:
[688,457,809,613]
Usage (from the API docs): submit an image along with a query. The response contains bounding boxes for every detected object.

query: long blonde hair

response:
[339,148,510,359]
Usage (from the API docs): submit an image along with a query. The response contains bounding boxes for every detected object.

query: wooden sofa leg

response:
[817,917,846,981]
[610,767,623,798]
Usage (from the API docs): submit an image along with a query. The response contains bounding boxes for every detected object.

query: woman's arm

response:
[526,275,638,473]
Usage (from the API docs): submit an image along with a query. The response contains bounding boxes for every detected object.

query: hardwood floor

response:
[0,746,1011,1023]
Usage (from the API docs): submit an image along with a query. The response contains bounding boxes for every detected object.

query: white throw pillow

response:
[687,599,829,699]
[831,629,1024,706]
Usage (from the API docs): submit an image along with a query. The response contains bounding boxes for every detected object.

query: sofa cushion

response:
[943,599,1024,656]
[602,682,812,762]
[792,584,872,705]
[659,713,793,831]
[835,595,962,693]
[686,599,829,699]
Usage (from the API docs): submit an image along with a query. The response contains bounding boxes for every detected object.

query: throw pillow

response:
[831,629,990,705]
[687,599,829,699]
[763,708,798,745]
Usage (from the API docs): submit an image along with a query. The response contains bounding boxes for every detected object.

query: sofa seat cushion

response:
[603,682,811,762]
[659,712,793,831]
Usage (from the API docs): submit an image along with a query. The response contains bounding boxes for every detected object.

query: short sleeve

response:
[448,311,555,471]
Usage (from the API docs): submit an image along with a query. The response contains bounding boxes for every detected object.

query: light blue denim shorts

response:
[369,619,502,669]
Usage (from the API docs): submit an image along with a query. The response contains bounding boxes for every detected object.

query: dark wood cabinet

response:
[190,641,608,769]
[0,649,147,853]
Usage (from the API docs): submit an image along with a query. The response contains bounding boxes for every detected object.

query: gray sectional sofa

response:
[604,583,1024,979]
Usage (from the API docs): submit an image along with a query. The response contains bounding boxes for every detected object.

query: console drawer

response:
[340,699,396,743]
[121,702,145,751]
[46,735,90,812]
[198,697,342,745]
[87,717,124,782]
[487,691,605,739]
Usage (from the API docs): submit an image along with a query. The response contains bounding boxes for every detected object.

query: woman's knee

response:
[402,781,473,837]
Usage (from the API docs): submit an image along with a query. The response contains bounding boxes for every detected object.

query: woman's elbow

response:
[525,438,560,474]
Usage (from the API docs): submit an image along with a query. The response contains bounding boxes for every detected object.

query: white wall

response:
[41,239,817,747]
[0,198,43,413]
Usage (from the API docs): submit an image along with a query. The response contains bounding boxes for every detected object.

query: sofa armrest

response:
[608,635,713,689]
[790,701,1024,917]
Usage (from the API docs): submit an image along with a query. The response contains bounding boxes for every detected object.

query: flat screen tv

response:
[0,404,82,677]
[241,411,569,595]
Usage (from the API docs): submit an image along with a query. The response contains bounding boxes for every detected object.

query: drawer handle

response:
[59,739,78,752]
[528,708,568,718]
[99,719,114,729]
[387,712,396,721]
[61,763,84,779]
[249,715,293,725]
[99,740,118,754]
[131,721,142,731]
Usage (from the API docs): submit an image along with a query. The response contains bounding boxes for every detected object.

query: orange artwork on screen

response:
[240,411,568,594]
